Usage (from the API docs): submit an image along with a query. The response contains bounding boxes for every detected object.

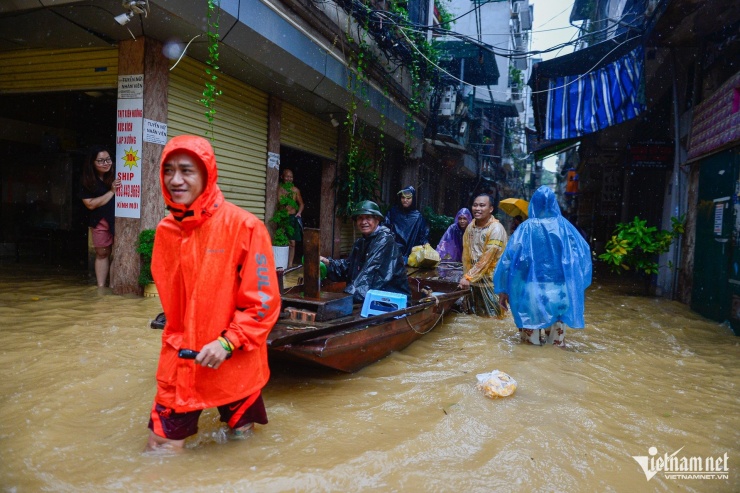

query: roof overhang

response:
[436,40,500,86]
[475,99,519,118]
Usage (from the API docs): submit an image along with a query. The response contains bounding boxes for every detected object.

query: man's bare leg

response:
[288,240,296,267]
[146,430,185,452]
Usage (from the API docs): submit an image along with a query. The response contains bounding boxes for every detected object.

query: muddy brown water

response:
[1,264,738,492]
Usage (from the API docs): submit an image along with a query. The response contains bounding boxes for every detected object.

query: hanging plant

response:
[434,0,455,31]
[200,0,223,138]
[386,0,439,156]
[334,147,380,218]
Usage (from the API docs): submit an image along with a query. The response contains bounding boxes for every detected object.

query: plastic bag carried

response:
[407,243,441,268]
[476,370,517,399]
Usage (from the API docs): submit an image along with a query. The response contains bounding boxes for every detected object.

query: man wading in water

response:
[459,193,508,317]
[146,135,280,451]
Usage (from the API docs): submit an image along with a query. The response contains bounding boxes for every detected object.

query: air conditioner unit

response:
[438,86,456,117]
[520,7,532,30]
[511,1,523,18]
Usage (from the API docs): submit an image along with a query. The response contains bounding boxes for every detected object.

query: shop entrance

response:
[0,90,116,269]
[278,146,325,263]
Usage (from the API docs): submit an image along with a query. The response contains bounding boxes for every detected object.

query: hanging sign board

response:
[629,143,672,169]
[115,74,144,218]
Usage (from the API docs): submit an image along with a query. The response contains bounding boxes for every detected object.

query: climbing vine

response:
[331,0,442,210]
[335,147,380,217]
[386,0,439,156]
[339,4,380,215]
[200,0,222,138]
[434,0,454,31]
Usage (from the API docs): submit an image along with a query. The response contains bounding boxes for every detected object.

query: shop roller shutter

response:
[168,57,269,218]
[281,102,338,160]
[0,47,118,93]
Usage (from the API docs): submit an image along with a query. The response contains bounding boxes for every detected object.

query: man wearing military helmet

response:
[320,200,410,303]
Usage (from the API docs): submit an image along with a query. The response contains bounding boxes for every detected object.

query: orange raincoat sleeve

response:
[222,218,280,352]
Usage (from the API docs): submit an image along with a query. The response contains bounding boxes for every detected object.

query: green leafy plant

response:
[422,206,453,246]
[270,182,298,246]
[335,147,380,217]
[434,0,455,31]
[598,216,685,276]
[136,229,156,286]
[200,0,222,138]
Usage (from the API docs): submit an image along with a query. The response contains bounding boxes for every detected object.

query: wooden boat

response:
[268,270,468,372]
[149,227,467,373]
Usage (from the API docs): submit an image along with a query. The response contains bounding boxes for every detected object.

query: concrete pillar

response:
[400,158,419,192]
[110,37,168,295]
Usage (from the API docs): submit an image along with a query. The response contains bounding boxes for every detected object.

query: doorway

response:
[0,90,116,269]
[691,148,740,331]
[279,146,325,263]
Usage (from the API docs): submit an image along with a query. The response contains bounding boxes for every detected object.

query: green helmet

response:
[351,200,384,218]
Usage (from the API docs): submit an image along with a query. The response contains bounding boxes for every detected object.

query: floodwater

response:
[1,264,739,493]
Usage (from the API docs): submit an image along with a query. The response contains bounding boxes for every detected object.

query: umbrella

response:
[499,198,529,218]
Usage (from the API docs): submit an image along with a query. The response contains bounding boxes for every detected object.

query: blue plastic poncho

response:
[436,208,472,262]
[384,186,430,258]
[493,186,592,329]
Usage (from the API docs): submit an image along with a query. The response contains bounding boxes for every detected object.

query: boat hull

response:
[269,276,465,372]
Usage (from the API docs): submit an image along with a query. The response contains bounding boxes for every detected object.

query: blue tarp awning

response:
[528,36,645,143]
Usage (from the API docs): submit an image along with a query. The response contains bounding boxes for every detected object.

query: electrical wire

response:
[169,34,203,71]
[398,21,642,97]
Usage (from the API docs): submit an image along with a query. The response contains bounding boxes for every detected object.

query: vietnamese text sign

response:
[115,98,143,218]
[144,119,168,145]
[118,74,144,99]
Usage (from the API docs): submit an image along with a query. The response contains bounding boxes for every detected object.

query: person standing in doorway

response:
[277,168,304,267]
[80,145,121,287]
[146,135,280,451]
[459,193,507,317]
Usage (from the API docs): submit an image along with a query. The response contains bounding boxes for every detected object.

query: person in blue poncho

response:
[384,185,430,259]
[494,186,592,347]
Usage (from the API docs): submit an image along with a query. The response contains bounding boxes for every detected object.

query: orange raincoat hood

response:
[160,135,224,229]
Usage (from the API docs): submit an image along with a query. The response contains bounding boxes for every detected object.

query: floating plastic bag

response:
[407,243,441,268]
[476,370,517,398]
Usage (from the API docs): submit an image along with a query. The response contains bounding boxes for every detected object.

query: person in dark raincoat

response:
[321,200,410,303]
[435,208,472,262]
[494,186,592,347]
[384,185,430,259]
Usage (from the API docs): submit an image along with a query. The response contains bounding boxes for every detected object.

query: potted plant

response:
[598,215,684,293]
[269,183,297,270]
[136,229,158,297]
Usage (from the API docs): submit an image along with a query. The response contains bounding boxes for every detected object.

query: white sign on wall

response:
[118,74,144,99]
[115,98,143,218]
[144,118,168,145]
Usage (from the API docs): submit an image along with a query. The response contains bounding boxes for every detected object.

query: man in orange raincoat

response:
[146,135,280,451]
